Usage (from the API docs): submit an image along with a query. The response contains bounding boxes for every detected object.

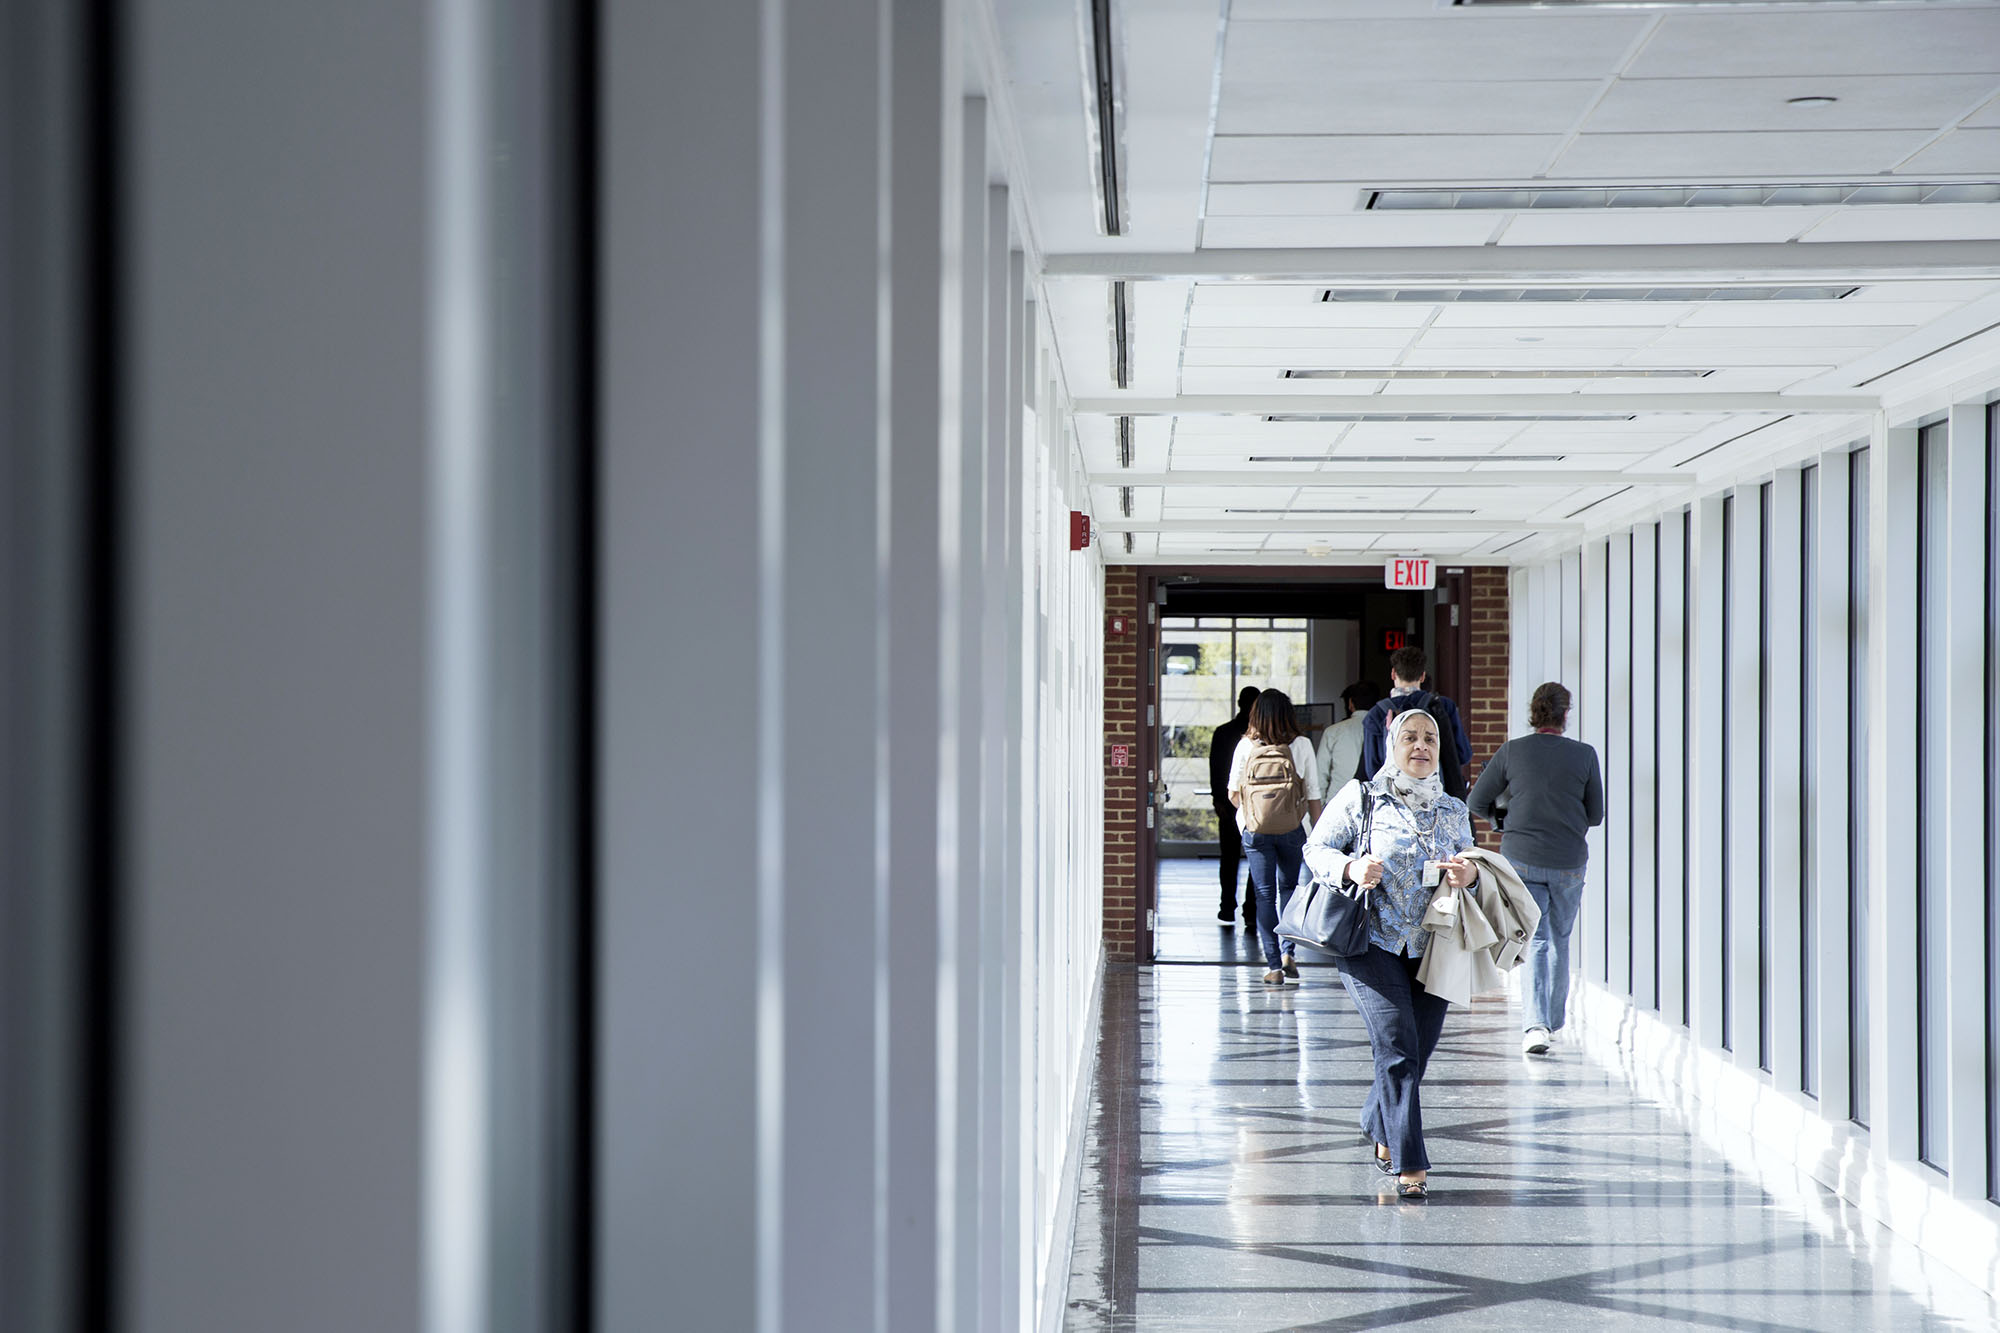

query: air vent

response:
[1322,286,1858,303]
[1368,183,1999,210]
[1250,453,1569,464]
[1262,413,1638,423]
[1283,368,1711,381]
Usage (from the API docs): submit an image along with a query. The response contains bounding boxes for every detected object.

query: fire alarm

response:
[1109,615,1130,636]
[1069,511,1092,551]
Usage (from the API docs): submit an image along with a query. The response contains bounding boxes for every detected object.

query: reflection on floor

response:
[1155,855,1332,969]
[1063,962,1999,1331]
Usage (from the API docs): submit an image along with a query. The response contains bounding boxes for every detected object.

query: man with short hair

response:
[1210,686,1260,925]
[1356,647,1472,799]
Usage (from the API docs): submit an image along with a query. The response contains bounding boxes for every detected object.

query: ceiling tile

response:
[1200,213,1501,247]
[1222,16,1649,83]
[1626,11,2000,79]
[1496,208,1830,247]
[1551,130,1936,180]
[1210,134,1562,183]
[1586,75,2000,134]
[1802,203,2000,243]
[1893,128,2000,176]
[1220,78,1601,137]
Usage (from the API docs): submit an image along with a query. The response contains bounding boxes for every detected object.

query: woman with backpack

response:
[1225,689,1324,986]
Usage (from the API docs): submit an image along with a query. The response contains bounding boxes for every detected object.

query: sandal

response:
[1374,1145,1395,1176]
[1396,1178,1428,1200]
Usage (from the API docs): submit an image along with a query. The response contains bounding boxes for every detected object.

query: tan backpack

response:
[1240,741,1306,833]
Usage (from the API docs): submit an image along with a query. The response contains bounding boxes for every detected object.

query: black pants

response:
[1214,806,1251,916]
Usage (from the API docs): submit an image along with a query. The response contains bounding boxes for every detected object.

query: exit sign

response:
[1386,557,1435,591]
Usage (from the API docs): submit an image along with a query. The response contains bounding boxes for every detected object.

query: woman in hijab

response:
[1304,708,1478,1199]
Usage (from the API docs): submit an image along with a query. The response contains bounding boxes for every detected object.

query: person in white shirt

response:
[1227,689,1325,985]
[1315,680,1380,803]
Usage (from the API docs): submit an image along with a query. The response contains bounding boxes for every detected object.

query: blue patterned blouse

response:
[1303,778,1475,958]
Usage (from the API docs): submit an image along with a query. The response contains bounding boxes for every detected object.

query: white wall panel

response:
[1631,525,1661,1013]
[1810,459,1853,1120]
[1605,534,1633,998]
[1658,512,1690,1028]
[1766,470,1806,1094]
[1689,495,1728,1053]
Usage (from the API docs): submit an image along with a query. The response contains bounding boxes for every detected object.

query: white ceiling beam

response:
[1100,517,1578,533]
[1041,241,2000,284]
[1072,393,1876,416]
[1091,469,1685,488]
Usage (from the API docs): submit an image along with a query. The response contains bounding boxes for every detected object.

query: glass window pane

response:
[1802,467,1819,1098]
[1919,423,1950,1170]
[1196,616,1231,629]
[1272,617,1308,629]
[1851,448,1872,1126]
[1235,617,1270,629]
[1157,629,1234,845]
[1721,493,1734,1051]
[1988,402,2000,1200]
[1162,615,1195,628]
[1760,482,1774,1074]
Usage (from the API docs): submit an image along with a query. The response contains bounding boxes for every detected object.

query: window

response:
[1802,466,1819,1098]
[1760,482,1774,1074]
[1988,401,2000,1200]
[1721,493,1734,1051]
[1851,448,1871,1126]
[1918,422,1949,1171]
[1683,508,1694,1029]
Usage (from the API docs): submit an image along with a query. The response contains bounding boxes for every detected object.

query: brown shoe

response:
[1262,969,1285,985]
[1282,955,1299,979]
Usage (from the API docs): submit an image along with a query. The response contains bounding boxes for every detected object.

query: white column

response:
[599,5,773,1328]
[775,0,891,1322]
[1766,469,1805,1094]
[1605,533,1634,999]
[1809,456,1853,1120]
[1657,511,1689,1028]
[1867,423,1920,1157]
[1725,486,1763,1067]
[1580,541,1609,985]
[943,96,989,1333]
[1630,524,1661,1013]
[1942,402,1991,1197]
[1688,495,1727,1052]
[883,2,953,1326]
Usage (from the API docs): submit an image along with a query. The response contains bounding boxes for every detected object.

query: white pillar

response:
[1725,486,1763,1067]
[1688,495,1728,1052]
[1656,510,1690,1029]
[1866,423,1920,1157]
[1941,401,1991,1198]
[1809,456,1853,1120]
[1580,540,1608,986]
[1766,468,1806,1095]
[1630,524,1661,1013]
[1605,532,1633,998]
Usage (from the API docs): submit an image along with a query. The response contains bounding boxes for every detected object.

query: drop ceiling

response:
[995,0,2000,563]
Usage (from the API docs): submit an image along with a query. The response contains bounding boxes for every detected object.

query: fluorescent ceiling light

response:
[1248,454,1569,463]
[1322,286,1858,303]
[1368,183,2000,211]
[1225,507,1479,515]
[1262,413,1637,423]
[1282,368,1711,380]
[1458,0,1961,7]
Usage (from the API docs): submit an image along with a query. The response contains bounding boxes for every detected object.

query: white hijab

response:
[1372,709,1446,811]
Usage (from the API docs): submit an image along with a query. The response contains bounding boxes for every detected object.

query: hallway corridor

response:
[1063,964,2000,1331]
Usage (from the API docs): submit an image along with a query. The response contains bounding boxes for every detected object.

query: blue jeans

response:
[1338,945,1450,1174]
[1515,861,1587,1033]
[1242,827,1306,971]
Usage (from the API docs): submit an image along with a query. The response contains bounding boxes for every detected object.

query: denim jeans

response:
[1514,860,1587,1033]
[1338,945,1450,1174]
[1242,826,1306,971]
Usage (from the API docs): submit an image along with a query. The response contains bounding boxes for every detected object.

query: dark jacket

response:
[1357,689,1472,799]
[1208,711,1250,811]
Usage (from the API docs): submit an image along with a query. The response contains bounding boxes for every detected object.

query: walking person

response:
[1357,647,1473,800]
[1466,681,1605,1056]
[1305,709,1478,1199]
[1210,686,1260,925]
[1314,680,1378,803]
[1226,690,1324,985]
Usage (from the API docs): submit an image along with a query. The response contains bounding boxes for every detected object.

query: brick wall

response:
[1464,566,1511,849]
[1101,569,1140,959]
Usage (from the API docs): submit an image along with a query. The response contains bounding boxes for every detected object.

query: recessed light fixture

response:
[1324,285,1861,302]
[1263,413,1637,423]
[1366,183,1998,211]
[1786,95,1839,106]
[1516,336,1543,344]
[1248,453,1570,464]
[1226,507,1480,516]
[1283,368,1710,380]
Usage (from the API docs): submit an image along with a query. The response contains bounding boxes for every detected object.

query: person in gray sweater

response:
[1466,681,1604,1056]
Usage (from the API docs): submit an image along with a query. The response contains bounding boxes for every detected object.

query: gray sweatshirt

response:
[1465,732,1605,871]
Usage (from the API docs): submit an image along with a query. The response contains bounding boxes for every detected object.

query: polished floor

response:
[1063,860,2000,1330]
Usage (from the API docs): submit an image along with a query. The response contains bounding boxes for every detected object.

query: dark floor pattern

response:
[1066,866,1999,1330]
